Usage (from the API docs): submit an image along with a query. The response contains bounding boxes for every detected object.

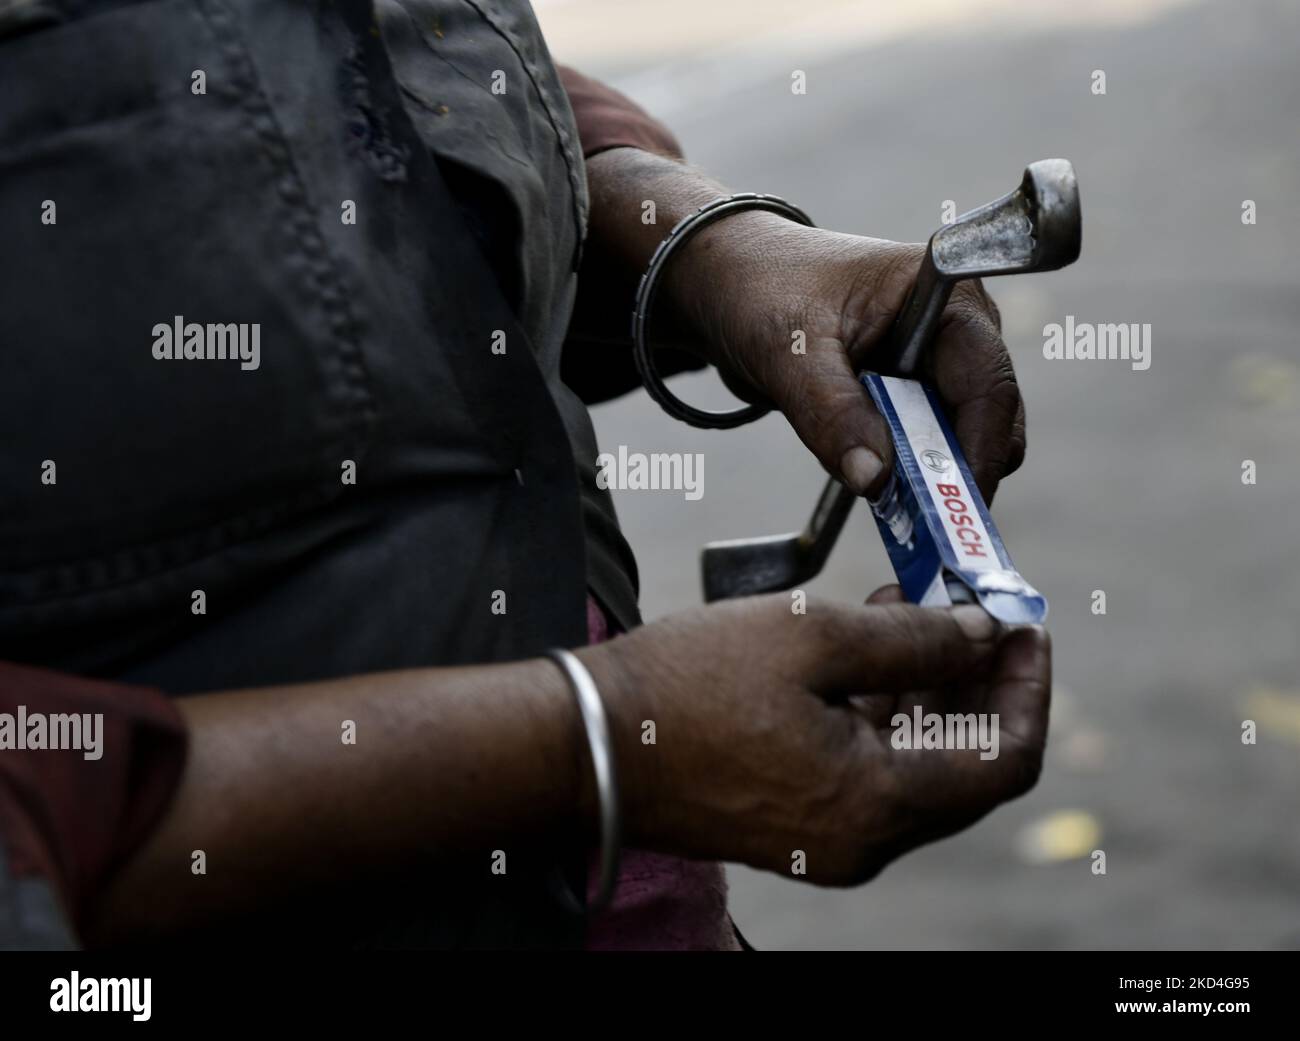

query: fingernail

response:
[840,446,884,496]
[952,605,997,641]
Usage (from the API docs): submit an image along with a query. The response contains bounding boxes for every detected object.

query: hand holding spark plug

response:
[579,589,1051,884]
[576,152,1068,879]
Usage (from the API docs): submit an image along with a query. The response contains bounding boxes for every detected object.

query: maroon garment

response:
[0,662,186,945]
[558,65,685,161]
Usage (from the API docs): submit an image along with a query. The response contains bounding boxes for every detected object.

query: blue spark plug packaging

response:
[861,374,1047,625]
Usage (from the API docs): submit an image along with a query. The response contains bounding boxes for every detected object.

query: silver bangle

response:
[630,192,815,429]
[545,648,622,915]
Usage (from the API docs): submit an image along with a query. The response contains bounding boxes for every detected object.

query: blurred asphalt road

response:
[537,0,1300,948]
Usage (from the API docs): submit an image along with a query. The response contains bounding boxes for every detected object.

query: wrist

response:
[572,639,658,846]
[655,209,798,365]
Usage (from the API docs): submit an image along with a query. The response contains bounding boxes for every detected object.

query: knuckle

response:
[973,355,1020,405]
[886,605,932,662]
[949,283,1000,329]
[991,371,1022,411]
[1006,431,1028,475]
[864,604,909,657]
[968,374,1023,472]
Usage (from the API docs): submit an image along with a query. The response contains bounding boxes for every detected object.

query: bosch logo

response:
[937,482,989,559]
[921,449,952,474]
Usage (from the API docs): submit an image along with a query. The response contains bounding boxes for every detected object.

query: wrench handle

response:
[802,249,957,544]
[874,246,954,379]
[802,247,956,556]
[801,473,856,553]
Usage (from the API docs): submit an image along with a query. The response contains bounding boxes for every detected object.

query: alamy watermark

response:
[50,973,151,1021]
[0,706,103,760]
[890,706,1000,760]
[1043,316,1151,371]
[152,315,260,370]
[596,445,704,501]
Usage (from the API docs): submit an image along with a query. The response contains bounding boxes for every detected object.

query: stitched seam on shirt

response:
[0,2,383,593]
[194,0,377,445]
[0,0,387,595]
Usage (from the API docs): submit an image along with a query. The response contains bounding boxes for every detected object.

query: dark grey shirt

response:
[0,0,639,947]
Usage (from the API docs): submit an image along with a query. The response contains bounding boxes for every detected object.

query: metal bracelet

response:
[545,648,622,915]
[630,192,815,429]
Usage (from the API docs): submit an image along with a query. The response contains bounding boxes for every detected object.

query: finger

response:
[779,340,896,497]
[983,394,1028,507]
[864,584,905,605]
[982,625,1052,764]
[844,625,1047,869]
[888,625,1050,815]
[924,290,1022,502]
[1009,393,1027,476]
[807,602,1001,695]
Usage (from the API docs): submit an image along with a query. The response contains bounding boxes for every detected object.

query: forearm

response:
[582,146,797,363]
[87,659,589,944]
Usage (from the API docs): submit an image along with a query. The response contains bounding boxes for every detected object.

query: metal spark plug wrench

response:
[701,159,1082,608]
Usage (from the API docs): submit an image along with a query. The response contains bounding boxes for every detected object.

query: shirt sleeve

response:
[557,66,704,403]
[558,64,685,160]
[0,662,187,947]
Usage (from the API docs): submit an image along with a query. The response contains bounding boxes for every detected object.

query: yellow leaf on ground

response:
[1243,687,1300,746]
[1016,810,1102,864]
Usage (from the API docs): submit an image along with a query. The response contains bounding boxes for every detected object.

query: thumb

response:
[808,602,1002,694]
[779,343,896,497]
